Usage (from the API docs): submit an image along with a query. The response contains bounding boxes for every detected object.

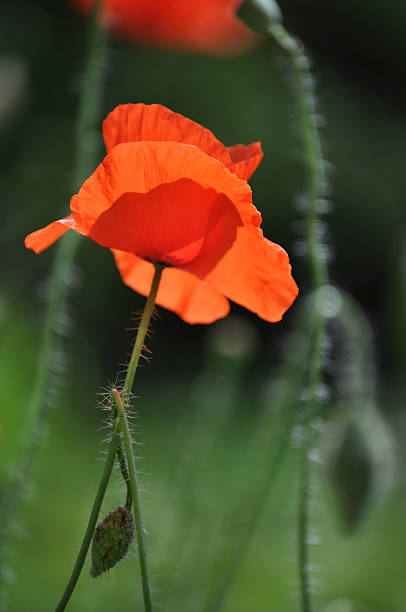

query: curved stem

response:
[297,318,324,612]
[114,263,163,510]
[112,389,153,612]
[267,23,329,612]
[267,24,328,287]
[114,264,163,612]
[122,265,163,399]
[196,18,329,609]
[202,300,314,612]
[116,440,132,509]
[0,5,108,609]
[54,417,122,612]
[73,0,108,190]
[54,265,162,611]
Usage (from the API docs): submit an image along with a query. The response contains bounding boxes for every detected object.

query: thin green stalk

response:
[267,23,329,288]
[202,301,315,612]
[54,416,122,612]
[123,265,164,399]
[199,9,329,608]
[114,263,164,511]
[297,319,324,612]
[112,389,153,612]
[117,441,132,509]
[54,265,162,610]
[117,264,163,612]
[267,22,329,612]
[0,6,108,608]
[73,0,108,190]
[111,402,132,508]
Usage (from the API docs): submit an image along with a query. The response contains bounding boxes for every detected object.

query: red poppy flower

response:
[25,103,298,324]
[71,0,256,54]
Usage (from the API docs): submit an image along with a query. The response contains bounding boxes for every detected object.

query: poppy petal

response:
[71,0,256,55]
[227,142,263,180]
[184,226,299,322]
[24,216,75,254]
[129,0,256,54]
[103,103,231,166]
[70,141,261,235]
[87,179,241,271]
[112,250,230,324]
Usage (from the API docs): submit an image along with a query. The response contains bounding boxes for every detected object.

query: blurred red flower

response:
[25,103,298,324]
[71,0,256,54]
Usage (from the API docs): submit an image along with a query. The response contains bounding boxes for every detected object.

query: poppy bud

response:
[237,0,282,36]
[90,506,135,577]
[326,421,372,532]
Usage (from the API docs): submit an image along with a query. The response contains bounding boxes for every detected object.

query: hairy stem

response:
[267,22,329,612]
[54,417,122,612]
[297,319,324,612]
[116,440,132,509]
[116,264,163,612]
[54,265,163,610]
[0,5,108,608]
[202,302,314,612]
[200,17,329,610]
[122,265,164,400]
[112,389,153,612]
[268,25,328,287]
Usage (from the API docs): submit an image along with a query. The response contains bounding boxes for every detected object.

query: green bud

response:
[327,422,372,532]
[237,0,282,36]
[90,506,135,577]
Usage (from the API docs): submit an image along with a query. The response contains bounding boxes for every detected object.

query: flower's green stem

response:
[267,22,329,612]
[116,440,132,509]
[0,5,108,609]
[267,24,328,287]
[112,389,153,612]
[115,263,163,612]
[54,265,162,611]
[122,265,164,399]
[54,417,122,612]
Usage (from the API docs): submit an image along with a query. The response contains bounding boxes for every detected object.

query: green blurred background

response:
[1,1,406,610]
